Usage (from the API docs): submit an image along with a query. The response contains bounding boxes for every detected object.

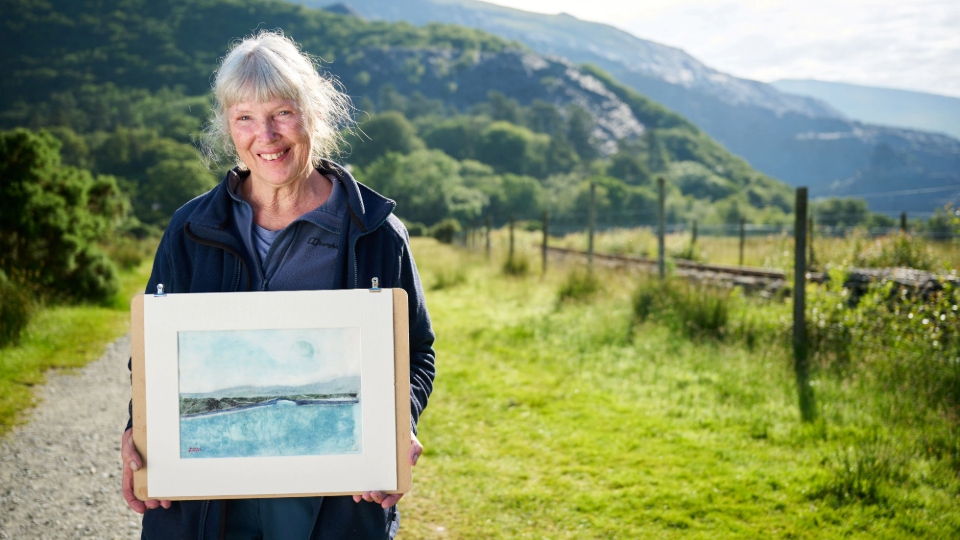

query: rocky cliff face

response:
[313,0,960,212]
[336,47,646,153]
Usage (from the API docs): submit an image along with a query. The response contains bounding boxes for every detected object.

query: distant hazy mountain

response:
[772,79,960,141]
[182,376,361,399]
[311,0,960,212]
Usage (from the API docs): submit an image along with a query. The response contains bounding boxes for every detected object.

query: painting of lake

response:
[177,327,361,459]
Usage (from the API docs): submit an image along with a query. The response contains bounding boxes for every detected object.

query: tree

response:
[566,104,598,162]
[361,150,486,226]
[346,112,425,167]
[0,128,127,302]
[421,116,489,161]
[475,121,549,177]
[138,159,218,225]
[608,150,651,186]
[644,129,669,172]
[668,161,734,201]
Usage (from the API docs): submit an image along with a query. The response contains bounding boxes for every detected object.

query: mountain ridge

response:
[772,79,960,141]
[311,0,960,213]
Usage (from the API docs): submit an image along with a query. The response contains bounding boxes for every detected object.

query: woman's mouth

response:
[259,149,289,161]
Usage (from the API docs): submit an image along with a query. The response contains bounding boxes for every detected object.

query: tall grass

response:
[556,269,601,303]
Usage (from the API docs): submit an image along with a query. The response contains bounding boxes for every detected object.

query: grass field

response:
[400,238,960,539]
[0,256,153,436]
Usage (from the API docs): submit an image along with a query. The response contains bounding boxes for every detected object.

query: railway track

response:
[545,246,960,298]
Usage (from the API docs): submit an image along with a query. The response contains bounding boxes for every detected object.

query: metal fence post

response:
[794,187,815,422]
[657,177,665,279]
[692,219,698,246]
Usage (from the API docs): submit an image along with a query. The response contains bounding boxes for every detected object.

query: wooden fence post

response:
[508,214,515,262]
[692,219,698,245]
[901,211,908,233]
[739,218,746,267]
[794,187,816,422]
[485,215,491,260]
[588,182,596,269]
[657,177,665,279]
[542,210,548,275]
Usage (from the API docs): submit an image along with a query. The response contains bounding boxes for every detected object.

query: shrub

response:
[430,218,462,244]
[0,271,33,348]
[855,233,934,270]
[0,128,127,303]
[557,269,601,302]
[404,221,428,237]
[633,278,732,341]
[431,267,467,290]
[502,255,529,276]
[103,234,148,270]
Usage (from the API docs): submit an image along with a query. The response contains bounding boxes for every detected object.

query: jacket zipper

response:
[307,496,324,540]
[185,223,252,291]
[198,500,209,539]
[350,214,395,288]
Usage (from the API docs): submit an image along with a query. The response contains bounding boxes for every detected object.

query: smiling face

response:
[228,98,313,190]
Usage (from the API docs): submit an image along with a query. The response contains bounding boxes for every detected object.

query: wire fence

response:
[455,191,960,273]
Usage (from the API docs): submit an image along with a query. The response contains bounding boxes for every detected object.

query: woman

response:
[119,31,436,539]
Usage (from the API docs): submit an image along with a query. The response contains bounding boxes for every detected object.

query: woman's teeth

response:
[260,150,288,161]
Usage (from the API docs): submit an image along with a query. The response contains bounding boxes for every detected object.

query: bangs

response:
[217,47,300,108]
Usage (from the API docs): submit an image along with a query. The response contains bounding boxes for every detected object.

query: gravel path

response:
[0,335,142,539]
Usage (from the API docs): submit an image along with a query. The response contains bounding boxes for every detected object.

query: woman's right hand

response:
[121,428,171,513]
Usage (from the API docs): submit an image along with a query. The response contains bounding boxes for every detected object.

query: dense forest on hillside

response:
[0,0,842,234]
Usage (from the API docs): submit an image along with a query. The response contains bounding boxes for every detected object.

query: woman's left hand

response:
[353,431,423,508]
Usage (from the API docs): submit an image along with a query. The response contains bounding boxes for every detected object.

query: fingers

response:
[352,491,405,508]
[409,431,423,466]
[121,429,146,514]
[379,493,404,508]
[121,429,170,513]
[121,429,141,470]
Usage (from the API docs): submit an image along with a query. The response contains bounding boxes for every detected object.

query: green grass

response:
[0,254,153,436]
[400,238,960,539]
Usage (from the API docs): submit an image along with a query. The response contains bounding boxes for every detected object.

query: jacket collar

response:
[185,161,396,243]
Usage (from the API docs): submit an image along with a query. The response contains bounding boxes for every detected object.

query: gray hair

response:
[200,30,354,170]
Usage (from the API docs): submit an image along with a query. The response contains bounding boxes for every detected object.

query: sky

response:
[483,0,960,98]
[178,327,361,394]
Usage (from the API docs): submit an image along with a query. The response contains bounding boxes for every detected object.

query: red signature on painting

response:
[188,447,202,453]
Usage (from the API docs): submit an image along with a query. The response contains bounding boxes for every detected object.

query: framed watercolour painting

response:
[129,288,411,500]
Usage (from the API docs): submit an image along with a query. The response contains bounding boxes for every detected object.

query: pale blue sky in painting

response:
[178,327,360,394]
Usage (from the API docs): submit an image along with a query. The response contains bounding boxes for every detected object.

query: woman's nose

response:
[255,118,278,141]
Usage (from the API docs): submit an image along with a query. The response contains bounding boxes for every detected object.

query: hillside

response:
[312,0,960,213]
[1,0,793,228]
[772,79,960,141]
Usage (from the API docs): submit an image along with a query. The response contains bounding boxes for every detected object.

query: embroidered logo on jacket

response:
[307,237,338,249]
